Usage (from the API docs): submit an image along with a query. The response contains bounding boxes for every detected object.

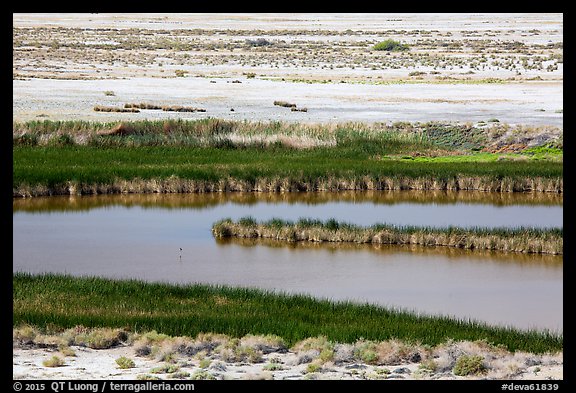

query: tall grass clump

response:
[13,273,562,354]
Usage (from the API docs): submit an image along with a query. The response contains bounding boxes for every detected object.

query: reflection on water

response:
[13,189,564,213]
[13,190,563,229]
[215,237,564,268]
[12,191,563,332]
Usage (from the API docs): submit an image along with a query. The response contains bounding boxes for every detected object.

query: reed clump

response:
[212,218,563,255]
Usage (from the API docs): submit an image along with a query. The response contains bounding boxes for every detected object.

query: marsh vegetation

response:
[12,14,563,379]
[13,119,562,197]
[13,273,562,354]
[212,217,563,255]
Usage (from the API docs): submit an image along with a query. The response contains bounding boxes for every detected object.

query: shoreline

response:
[12,175,565,198]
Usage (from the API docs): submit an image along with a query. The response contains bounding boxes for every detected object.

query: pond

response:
[13,190,563,333]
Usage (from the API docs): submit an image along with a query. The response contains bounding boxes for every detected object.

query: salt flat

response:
[13,13,563,127]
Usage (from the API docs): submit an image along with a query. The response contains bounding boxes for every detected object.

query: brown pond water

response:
[13,190,563,332]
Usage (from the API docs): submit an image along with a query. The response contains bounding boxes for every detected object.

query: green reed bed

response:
[13,119,563,196]
[13,145,562,196]
[13,273,562,354]
[212,217,563,255]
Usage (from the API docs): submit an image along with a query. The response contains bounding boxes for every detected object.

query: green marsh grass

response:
[13,146,562,196]
[13,119,562,196]
[13,273,562,354]
[212,218,563,255]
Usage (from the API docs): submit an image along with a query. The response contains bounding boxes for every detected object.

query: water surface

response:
[13,191,563,332]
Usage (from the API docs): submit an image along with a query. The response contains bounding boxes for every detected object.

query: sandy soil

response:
[13,343,562,381]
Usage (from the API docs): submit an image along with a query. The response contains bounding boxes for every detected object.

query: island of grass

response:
[13,119,562,197]
[212,217,563,255]
[13,273,562,355]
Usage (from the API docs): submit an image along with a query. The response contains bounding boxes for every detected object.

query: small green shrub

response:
[58,345,76,357]
[136,374,161,380]
[418,359,438,372]
[169,371,191,379]
[305,362,322,373]
[150,364,180,374]
[263,363,284,371]
[73,328,127,349]
[453,355,486,376]
[373,39,409,52]
[354,341,379,364]
[190,370,216,380]
[43,355,64,367]
[116,356,135,369]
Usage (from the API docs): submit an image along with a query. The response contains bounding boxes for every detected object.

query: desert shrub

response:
[58,345,76,357]
[169,371,191,379]
[453,355,486,376]
[246,38,273,47]
[190,370,216,380]
[116,356,135,369]
[373,39,409,52]
[43,355,64,367]
[263,362,284,371]
[72,327,128,349]
[305,362,322,373]
[354,341,379,364]
[150,364,180,374]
